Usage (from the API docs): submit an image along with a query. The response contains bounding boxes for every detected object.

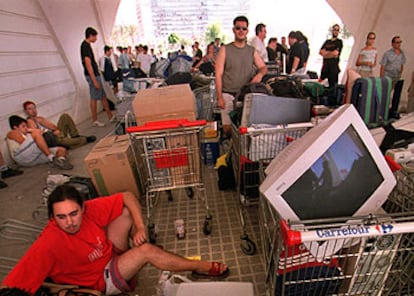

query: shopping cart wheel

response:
[240,235,256,255]
[166,190,173,202]
[203,214,213,235]
[148,223,157,244]
[185,187,194,198]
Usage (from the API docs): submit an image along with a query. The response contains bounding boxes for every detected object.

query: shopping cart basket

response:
[230,122,313,255]
[126,119,212,244]
[259,163,414,296]
[193,81,218,121]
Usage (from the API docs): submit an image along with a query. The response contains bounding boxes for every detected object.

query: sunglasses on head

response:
[234,26,248,31]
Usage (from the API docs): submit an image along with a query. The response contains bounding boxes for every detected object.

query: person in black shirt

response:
[286,31,305,74]
[319,24,343,88]
[266,38,277,62]
[80,27,114,127]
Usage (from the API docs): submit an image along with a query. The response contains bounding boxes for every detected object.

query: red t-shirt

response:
[2,193,124,294]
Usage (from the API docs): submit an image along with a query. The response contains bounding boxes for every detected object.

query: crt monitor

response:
[260,104,396,259]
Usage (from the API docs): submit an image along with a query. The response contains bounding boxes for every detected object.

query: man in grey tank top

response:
[215,15,267,137]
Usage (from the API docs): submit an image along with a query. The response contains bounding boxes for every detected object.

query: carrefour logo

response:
[316,225,370,238]
[375,224,393,234]
[316,223,394,239]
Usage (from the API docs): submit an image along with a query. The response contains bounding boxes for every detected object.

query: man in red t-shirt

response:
[1,185,229,294]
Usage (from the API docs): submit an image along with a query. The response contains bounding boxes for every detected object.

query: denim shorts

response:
[86,75,106,100]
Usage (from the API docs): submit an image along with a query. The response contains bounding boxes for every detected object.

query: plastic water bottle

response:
[209,79,215,103]
[205,144,214,168]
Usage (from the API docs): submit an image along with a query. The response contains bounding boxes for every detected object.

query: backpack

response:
[150,59,170,78]
[266,76,307,99]
[235,82,271,102]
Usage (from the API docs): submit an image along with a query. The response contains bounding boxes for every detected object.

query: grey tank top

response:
[222,43,255,93]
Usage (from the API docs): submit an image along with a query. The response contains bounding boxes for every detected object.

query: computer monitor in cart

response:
[260,104,396,259]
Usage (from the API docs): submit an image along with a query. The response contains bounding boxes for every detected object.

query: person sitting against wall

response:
[6,115,73,170]
[23,101,96,150]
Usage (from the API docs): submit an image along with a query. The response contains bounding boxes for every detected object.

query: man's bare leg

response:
[90,99,98,122]
[106,207,227,281]
[117,244,227,281]
[101,96,113,120]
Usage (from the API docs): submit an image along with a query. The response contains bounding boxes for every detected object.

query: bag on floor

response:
[66,176,98,200]
[42,174,98,201]
[351,77,392,127]
[217,154,236,190]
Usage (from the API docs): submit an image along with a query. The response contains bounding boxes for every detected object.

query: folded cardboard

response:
[133,84,196,124]
[84,135,142,198]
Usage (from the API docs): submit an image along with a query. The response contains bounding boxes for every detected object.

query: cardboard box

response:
[133,84,196,125]
[203,121,218,138]
[84,135,142,198]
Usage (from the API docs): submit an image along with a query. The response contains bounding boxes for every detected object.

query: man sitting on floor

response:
[23,101,96,149]
[6,115,73,170]
[1,185,229,294]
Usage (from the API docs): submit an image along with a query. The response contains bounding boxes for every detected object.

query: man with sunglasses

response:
[215,15,267,137]
[319,24,343,88]
[380,36,406,118]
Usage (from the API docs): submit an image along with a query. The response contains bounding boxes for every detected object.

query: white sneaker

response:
[92,120,105,127]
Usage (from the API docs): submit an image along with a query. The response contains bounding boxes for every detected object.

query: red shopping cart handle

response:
[280,219,302,246]
[384,154,402,172]
[126,119,206,133]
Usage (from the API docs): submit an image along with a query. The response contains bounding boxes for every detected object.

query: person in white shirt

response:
[136,45,153,76]
[250,23,268,62]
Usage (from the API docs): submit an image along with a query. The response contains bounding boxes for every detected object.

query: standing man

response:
[266,37,277,62]
[80,27,114,127]
[319,24,343,88]
[215,16,267,137]
[380,35,406,118]
[250,23,268,62]
[286,31,305,74]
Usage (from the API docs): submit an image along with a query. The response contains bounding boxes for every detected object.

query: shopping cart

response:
[259,165,414,296]
[193,81,218,121]
[230,122,313,255]
[126,119,212,244]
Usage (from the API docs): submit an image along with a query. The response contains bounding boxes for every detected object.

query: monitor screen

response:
[282,125,384,220]
[241,93,311,127]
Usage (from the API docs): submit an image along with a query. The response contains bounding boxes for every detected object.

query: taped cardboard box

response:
[133,84,196,125]
[84,135,142,198]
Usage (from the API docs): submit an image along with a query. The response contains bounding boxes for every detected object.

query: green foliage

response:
[204,22,226,44]
[168,33,180,44]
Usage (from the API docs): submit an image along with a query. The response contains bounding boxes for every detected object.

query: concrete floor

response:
[0,112,267,296]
